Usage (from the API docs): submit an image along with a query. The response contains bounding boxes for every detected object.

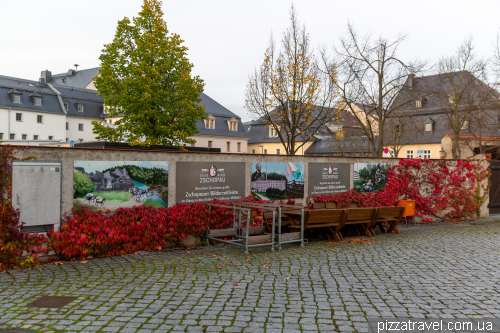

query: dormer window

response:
[63,100,69,111]
[204,115,216,129]
[8,89,22,104]
[227,118,238,131]
[269,126,279,138]
[424,118,434,133]
[29,92,43,106]
[75,101,84,112]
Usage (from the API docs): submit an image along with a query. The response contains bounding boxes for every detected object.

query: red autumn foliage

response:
[48,196,295,260]
[0,145,48,271]
[313,158,490,220]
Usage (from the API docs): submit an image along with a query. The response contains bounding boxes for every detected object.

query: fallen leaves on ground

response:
[233,282,241,286]
[345,239,378,245]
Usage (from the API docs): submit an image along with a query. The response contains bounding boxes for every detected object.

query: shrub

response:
[73,170,96,198]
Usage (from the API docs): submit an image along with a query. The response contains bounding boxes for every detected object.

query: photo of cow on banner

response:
[250,162,304,200]
[73,161,169,211]
[353,163,388,193]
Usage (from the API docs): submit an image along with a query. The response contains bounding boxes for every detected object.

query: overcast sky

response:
[1,0,499,121]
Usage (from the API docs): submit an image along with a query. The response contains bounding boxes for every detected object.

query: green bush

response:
[74,170,96,198]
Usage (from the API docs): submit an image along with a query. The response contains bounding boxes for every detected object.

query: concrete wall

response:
[12,146,490,228]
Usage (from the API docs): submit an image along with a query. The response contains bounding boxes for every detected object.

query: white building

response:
[1,67,250,151]
[0,69,103,145]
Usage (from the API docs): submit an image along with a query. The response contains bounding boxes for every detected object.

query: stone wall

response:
[12,146,490,226]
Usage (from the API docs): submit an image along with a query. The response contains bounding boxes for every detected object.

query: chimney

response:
[40,70,52,84]
[408,74,415,90]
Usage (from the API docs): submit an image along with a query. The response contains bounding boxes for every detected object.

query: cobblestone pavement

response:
[2,220,500,333]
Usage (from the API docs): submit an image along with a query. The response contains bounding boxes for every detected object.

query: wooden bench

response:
[312,202,326,209]
[370,206,405,236]
[288,209,347,242]
[344,208,380,238]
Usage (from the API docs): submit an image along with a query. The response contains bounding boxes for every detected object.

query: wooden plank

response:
[325,202,337,209]
[247,235,272,245]
[312,203,325,209]
[209,228,237,237]
[240,226,266,235]
[280,232,301,241]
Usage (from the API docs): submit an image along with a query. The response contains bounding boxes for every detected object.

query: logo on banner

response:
[327,166,338,175]
[208,165,218,177]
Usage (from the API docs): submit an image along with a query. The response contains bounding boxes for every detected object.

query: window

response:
[79,139,83,143]
[461,120,468,130]
[237,142,241,152]
[269,127,279,138]
[251,149,256,154]
[191,143,195,147]
[425,123,433,132]
[33,135,38,140]
[263,149,268,154]
[66,138,68,142]
[16,113,22,122]
[276,148,281,154]
[34,97,42,106]
[227,119,238,131]
[109,119,113,124]
[37,115,43,123]
[204,117,216,129]
[13,95,21,104]
[10,134,15,140]
[66,122,69,130]
[63,102,69,111]
[78,123,84,131]
[22,134,27,140]
[406,150,414,158]
[226,142,231,152]
[49,136,53,140]
[415,99,422,108]
[423,150,431,159]
[77,104,84,112]
[208,140,213,148]
[0,133,3,140]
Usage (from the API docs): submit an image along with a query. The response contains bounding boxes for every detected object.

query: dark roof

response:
[0,75,103,118]
[384,71,500,145]
[53,85,103,119]
[49,67,100,89]
[195,111,249,138]
[247,108,363,144]
[0,76,65,115]
[199,93,241,118]
[305,136,370,155]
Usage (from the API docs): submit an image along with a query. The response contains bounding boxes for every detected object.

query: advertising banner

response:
[250,162,304,200]
[308,163,351,196]
[176,162,245,203]
[73,161,169,211]
[353,163,389,193]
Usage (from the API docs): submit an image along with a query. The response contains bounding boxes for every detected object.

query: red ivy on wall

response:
[313,158,491,221]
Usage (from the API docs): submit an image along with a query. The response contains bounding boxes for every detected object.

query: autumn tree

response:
[92,0,205,148]
[245,6,341,155]
[428,38,490,159]
[323,24,425,157]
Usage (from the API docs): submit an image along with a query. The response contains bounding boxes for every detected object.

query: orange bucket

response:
[397,200,415,217]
